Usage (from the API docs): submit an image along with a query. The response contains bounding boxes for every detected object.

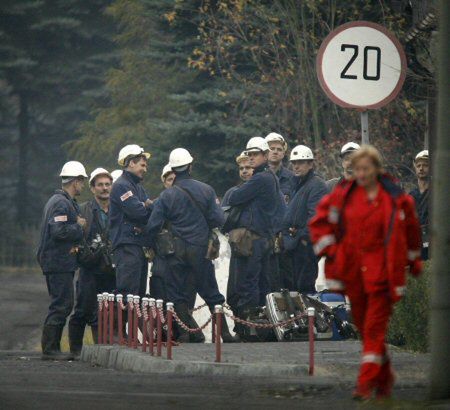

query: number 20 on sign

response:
[316,21,407,143]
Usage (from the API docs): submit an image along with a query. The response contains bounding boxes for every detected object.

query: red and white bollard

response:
[148,298,156,355]
[156,299,164,357]
[116,294,124,345]
[215,305,222,363]
[108,293,115,345]
[127,294,134,347]
[141,298,149,352]
[97,294,103,344]
[308,307,315,376]
[166,302,174,360]
[133,296,140,349]
[102,292,109,345]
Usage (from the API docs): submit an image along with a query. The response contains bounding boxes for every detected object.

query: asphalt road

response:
[0,269,447,409]
[0,269,48,350]
[0,351,442,410]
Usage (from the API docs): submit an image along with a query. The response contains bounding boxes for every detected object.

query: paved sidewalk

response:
[81,341,429,387]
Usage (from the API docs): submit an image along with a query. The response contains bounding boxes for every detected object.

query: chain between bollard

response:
[172,311,213,333]
[222,310,308,329]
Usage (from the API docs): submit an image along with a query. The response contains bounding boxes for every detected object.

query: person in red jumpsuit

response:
[309,145,422,401]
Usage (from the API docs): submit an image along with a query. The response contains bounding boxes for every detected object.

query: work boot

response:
[68,323,85,360]
[41,325,74,361]
[376,359,395,399]
[188,316,205,343]
[174,304,191,343]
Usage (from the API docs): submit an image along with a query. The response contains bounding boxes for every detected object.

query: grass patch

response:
[387,262,430,353]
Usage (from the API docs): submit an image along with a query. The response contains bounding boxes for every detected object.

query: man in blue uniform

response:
[409,150,430,260]
[110,144,152,298]
[68,168,116,358]
[264,132,293,292]
[37,161,88,360]
[222,152,253,318]
[282,145,328,293]
[227,137,285,331]
[145,148,236,343]
[265,132,293,202]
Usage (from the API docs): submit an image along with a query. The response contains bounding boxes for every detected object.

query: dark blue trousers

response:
[44,272,74,327]
[165,239,224,308]
[235,237,271,309]
[69,269,116,328]
[292,240,318,293]
[114,245,148,297]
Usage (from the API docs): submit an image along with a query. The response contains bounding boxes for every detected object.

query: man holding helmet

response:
[281,145,328,293]
[37,161,88,360]
[110,144,152,297]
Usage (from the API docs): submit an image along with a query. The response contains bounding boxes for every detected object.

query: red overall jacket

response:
[309,175,422,303]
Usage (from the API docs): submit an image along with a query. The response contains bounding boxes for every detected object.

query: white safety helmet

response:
[111,169,123,183]
[89,167,112,185]
[290,145,314,161]
[60,161,88,179]
[414,150,429,162]
[117,144,151,167]
[340,142,360,157]
[265,132,287,150]
[161,164,173,182]
[168,148,194,169]
[245,136,269,153]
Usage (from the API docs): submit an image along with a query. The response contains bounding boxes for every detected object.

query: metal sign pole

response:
[360,111,369,144]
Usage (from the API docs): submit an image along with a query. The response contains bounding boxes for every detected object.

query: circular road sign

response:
[316,21,407,109]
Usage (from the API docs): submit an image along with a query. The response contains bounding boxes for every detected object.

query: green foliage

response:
[0,0,116,225]
[72,0,429,199]
[387,262,430,353]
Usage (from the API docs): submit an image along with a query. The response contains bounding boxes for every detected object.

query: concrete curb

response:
[81,345,333,382]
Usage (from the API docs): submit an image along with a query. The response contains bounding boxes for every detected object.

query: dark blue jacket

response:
[80,199,109,243]
[109,170,151,249]
[276,165,294,201]
[37,189,83,273]
[228,164,286,238]
[222,185,239,207]
[145,172,224,247]
[282,170,328,250]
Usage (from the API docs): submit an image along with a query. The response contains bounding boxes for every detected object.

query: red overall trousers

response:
[342,185,393,398]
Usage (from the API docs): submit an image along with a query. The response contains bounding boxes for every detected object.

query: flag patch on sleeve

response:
[54,215,68,222]
[120,191,133,201]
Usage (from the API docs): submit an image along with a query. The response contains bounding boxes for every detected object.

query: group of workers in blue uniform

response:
[37,134,430,359]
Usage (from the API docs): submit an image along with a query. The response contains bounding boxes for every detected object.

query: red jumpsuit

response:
[309,175,422,399]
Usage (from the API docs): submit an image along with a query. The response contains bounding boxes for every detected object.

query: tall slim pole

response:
[430,0,450,400]
[360,111,370,144]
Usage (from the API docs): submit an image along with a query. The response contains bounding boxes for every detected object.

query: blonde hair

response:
[236,152,250,164]
[350,145,384,172]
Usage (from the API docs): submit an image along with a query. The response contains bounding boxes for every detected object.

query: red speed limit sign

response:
[316,21,407,109]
